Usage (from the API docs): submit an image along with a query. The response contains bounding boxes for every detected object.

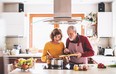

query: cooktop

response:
[43,65,69,70]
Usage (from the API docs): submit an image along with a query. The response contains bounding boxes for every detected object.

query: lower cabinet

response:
[0,57,5,74]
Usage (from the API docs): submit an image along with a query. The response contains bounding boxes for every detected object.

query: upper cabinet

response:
[112,1,116,45]
[2,2,25,36]
[3,3,24,12]
[2,13,25,36]
[97,12,113,37]
[0,3,3,12]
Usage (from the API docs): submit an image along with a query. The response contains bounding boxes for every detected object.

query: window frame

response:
[29,14,84,48]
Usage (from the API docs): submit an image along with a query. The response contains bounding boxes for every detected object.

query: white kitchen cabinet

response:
[0,18,6,50]
[2,12,24,36]
[112,0,116,45]
[0,3,3,12]
[97,12,113,37]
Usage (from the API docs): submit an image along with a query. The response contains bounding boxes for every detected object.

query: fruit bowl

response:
[14,58,36,71]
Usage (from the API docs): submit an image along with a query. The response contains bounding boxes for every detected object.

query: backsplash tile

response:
[5,37,28,50]
[97,38,109,48]
[88,37,113,55]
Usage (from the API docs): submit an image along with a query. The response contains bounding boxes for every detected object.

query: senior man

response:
[64,26,94,69]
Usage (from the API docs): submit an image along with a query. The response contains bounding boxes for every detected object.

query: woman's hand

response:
[64,48,70,54]
[47,55,53,59]
[47,51,53,59]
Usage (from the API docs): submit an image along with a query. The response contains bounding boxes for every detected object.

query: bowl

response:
[14,58,36,70]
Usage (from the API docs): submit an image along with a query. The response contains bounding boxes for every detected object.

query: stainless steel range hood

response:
[45,0,81,23]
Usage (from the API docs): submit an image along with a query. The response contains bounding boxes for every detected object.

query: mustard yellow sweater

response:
[41,42,64,62]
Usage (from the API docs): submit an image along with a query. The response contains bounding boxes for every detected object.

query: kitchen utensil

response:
[104,48,113,56]
[50,58,63,69]
[59,54,78,57]
[47,51,52,56]
[98,47,105,55]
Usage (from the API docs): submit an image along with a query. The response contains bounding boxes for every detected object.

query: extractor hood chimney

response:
[45,0,81,24]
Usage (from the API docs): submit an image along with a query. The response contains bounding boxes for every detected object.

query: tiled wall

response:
[5,37,28,50]
[5,36,113,55]
[98,37,113,48]
[88,37,113,55]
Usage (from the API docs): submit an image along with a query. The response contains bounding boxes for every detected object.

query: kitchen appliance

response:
[45,0,81,24]
[104,48,113,56]
[11,45,21,55]
[97,47,105,55]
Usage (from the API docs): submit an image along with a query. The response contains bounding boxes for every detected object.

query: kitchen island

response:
[91,55,116,65]
[9,63,116,74]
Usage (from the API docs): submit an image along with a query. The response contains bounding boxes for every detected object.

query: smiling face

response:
[53,34,62,43]
[50,29,62,43]
[67,26,77,41]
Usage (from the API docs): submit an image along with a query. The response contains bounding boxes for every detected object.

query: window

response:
[32,17,54,49]
[30,14,84,50]
[32,17,81,49]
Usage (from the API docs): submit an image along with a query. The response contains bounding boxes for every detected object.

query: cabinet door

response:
[0,19,6,49]
[2,13,24,36]
[112,1,116,45]
[98,12,113,37]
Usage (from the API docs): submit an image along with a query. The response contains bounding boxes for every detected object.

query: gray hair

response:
[67,26,77,33]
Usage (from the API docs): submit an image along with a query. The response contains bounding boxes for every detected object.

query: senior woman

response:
[41,28,65,63]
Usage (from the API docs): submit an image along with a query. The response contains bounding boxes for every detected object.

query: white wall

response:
[24,3,112,14]
[25,4,98,14]
[72,4,97,14]
[24,4,53,13]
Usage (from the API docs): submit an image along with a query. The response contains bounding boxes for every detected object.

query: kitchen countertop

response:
[4,53,42,58]
[91,55,116,65]
[9,63,116,74]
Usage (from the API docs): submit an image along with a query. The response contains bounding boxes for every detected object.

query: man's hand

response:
[76,52,82,58]
[64,48,70,54]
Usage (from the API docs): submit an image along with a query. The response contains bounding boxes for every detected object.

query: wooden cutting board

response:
[59,54,78,57]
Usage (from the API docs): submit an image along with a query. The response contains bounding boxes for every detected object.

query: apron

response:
[68,42,87,64]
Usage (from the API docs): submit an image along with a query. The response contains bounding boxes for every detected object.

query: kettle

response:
[13,45,21,49]
[11,45,21,55]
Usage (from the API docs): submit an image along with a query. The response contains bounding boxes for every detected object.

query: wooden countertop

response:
[9,63,116,74]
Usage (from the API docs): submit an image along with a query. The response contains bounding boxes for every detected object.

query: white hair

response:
[67,26,77,33]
